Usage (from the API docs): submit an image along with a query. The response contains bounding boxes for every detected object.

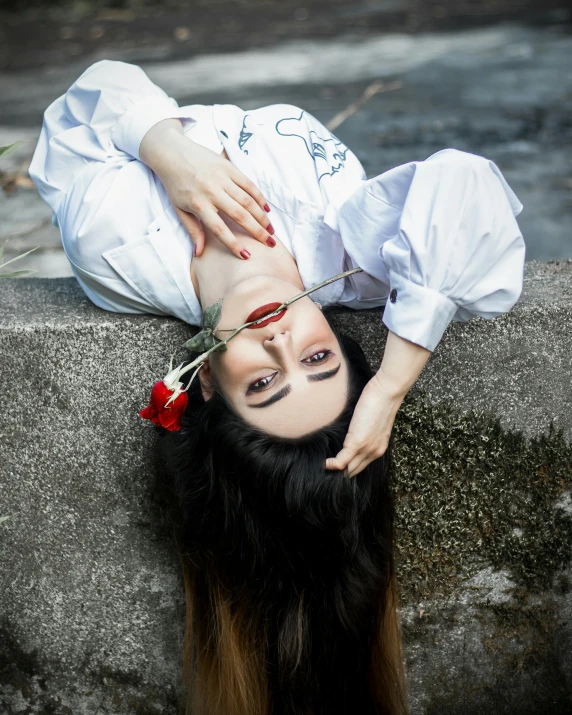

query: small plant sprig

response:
[0,239,39,278]
[139,266,364,429]
[0,141,26,159]
[0,141,39,278]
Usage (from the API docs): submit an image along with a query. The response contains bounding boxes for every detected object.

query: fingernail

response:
[240,249,251,259]
[192,243,197,256]
[266,236,276,247]
[267,223,275,235]
[264,203,271,212]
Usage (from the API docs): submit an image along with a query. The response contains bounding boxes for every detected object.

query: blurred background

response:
[0,0,570,277]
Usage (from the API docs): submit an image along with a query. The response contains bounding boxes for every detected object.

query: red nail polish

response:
[192,243,197,256]
[266,236,276,247]
[264,203,271,212]
[240,249,251,259]
[267,223,275,235]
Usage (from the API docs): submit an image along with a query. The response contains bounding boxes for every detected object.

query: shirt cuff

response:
[111,95,194,160]
[381,269,458,352]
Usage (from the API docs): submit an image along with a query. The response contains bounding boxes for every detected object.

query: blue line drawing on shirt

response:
[238,116,253,154]
[275,111,349,182]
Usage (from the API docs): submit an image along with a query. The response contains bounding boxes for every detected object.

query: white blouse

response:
[29,59,525,352]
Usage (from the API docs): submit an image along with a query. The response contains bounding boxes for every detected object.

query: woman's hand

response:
[140,119,275,259]
[325,329,432,477]
[325,374,403,477]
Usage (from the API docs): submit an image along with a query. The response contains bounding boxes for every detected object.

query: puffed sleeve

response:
[28,59,202,319]
[337,148,526,352]
[29,59,193,209]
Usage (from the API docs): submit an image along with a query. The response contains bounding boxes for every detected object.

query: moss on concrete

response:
[409,594,571,715]
[392,388,572,602]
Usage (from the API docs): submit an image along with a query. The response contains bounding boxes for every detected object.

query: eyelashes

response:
[247,349,332,393]
[305,349,331,365]
[248,374,276,393]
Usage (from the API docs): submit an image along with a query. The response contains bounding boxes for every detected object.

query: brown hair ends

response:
[160,324,408,715]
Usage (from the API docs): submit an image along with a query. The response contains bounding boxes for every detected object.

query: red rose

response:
[139,380,189,431]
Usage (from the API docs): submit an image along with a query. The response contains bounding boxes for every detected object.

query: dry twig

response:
[326,80,403,133]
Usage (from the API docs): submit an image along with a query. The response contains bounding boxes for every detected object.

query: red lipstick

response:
[246,302,286,329]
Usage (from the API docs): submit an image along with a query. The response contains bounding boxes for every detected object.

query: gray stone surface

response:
[1,263,571,714]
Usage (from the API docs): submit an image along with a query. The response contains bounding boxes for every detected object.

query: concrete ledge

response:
[1,260,571,714]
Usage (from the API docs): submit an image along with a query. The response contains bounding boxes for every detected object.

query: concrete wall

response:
[1,260,571,714]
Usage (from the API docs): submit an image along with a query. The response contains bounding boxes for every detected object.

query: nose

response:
[264,327,289,345]
[263,328,293,356]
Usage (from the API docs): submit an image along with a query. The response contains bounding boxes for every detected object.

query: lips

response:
[246,302,286,329]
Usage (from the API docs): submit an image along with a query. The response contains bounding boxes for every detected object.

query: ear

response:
[197,361,216,402]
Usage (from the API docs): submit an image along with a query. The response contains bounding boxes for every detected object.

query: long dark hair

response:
[158,315,408,715]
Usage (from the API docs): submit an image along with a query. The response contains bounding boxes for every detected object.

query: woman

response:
[29,60,525,714]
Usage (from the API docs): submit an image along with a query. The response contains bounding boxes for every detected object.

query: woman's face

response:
[201,275,349,438]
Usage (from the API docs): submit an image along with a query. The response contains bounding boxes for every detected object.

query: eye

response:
[247,350,332,394]
[247,373,277,393]
[303,349,332,365]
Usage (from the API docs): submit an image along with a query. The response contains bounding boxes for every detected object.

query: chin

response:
[223,276,303,321]
[233,274,299,296]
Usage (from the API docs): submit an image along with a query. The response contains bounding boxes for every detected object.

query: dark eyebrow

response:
[306,363,342,382]
[249,384,292,408]
[248,363,342,408]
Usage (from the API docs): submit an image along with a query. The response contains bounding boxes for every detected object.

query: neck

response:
[191,214,304,310]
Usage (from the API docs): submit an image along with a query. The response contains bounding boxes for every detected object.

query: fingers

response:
[346,456,371,478]
[325,445,387,478]
[230,167,269,213]
[325,453,371,479]
[325,446,355,473]
[198,207,251,259]
[224,185,276,245]
[175,207,206,256]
